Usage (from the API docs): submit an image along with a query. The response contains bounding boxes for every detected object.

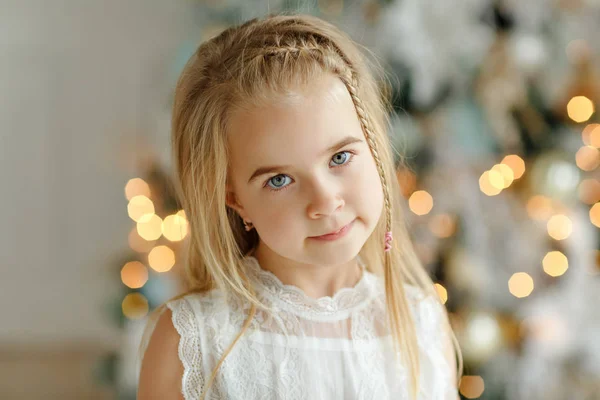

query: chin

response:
[304,237,365,266]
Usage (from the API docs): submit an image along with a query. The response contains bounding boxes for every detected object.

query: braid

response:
[341,72,394,251]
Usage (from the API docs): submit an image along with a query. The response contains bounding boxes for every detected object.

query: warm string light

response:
[459,376,485,399]
[122,292,149,320]
[127,195,155,222]
[479,155,525,196]
[590,203,600,228]
[122,179,185,318]
[508,272,534,298]
[547,214,573,240]
[433,283,448,304]
[124,178,151,201]
[162,214,189,241]
[137,214,163,241]
[542,251,569,277]
[582,123,600,147]
[575,146,600,171]
[121,261,149,289]
[428,213,457,238]
[148,245,176,272]
[578,179,600,205]
[567,96,594,123]
[408,190,433,216]
[396,168,417,199]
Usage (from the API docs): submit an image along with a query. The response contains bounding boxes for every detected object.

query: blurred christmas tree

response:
[96,157,188,399]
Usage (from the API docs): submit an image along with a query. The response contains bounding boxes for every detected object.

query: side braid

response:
[340,72,394,251]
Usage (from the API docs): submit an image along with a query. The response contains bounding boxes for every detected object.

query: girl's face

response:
[226,73,384,266]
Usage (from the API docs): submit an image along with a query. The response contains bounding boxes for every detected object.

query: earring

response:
[243,220,254,231]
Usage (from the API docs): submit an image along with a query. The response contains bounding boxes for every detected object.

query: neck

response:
[250,241,362,299]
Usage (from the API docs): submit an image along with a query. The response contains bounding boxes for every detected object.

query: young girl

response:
[138,13,462,400]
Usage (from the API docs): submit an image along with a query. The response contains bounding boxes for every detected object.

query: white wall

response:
[0,0,195,347]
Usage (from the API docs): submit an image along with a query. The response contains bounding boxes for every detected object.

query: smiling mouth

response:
[310,219,355,240]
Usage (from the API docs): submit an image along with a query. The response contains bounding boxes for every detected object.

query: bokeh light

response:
[575,146,599,171]
[578,179,600,205]
[547,214,573,240]
[590,203,600,228]
[124,178,151,201]
[137,214,163,241]
[397,168,417,198]
[590,126,600,148]
[501,154,526,179]
[408,190,433,216]
[479,171,502,196]
[162,214,189,242]
[582,123,600,147]
[148,245,176,272]
[428,213,457,238]
[434,283,448,304]
[127,195,155,223]
[463,313,502,364]
[120,261,149,289]
[491,163,515,188]
[508,272,534,298]
[567,96,594,123]
[459,376,485,399]
[122,292,149,320]
[542,251,569,277]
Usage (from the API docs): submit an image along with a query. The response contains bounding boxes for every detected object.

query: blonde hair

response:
[141,13,462,399]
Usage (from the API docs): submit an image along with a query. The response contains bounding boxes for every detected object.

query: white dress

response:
[166,255,457,400]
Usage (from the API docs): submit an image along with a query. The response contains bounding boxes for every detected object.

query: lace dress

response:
[166,255,457,400]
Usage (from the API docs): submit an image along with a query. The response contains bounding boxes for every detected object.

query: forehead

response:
[226,74,363,176]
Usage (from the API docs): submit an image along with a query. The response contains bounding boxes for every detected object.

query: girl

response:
[138,13,462,400]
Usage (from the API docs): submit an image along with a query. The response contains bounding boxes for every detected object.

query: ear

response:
[225,184,248,220]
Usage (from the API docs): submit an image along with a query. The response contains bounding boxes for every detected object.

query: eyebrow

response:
[247,136,364,184]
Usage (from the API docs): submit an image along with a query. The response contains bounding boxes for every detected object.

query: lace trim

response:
[243,255,376,321]
[166,298,204,400]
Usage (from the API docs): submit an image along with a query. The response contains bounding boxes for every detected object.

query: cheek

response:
[252,203,300,240]
[350,157,384,216]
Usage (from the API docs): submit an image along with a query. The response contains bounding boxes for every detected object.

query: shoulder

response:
[166,289,233,330]
[138,290,237,400]
[137,291,225,399]
[138,307,184,400]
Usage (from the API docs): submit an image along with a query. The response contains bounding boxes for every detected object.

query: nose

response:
[306,177,345,219]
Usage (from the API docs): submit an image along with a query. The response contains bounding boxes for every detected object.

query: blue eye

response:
[330,151,350,166]
[266,175,292,190]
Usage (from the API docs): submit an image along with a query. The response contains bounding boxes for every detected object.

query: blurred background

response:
[1,0,599,399]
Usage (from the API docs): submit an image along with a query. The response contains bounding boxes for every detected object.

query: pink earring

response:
[243,220,254,231]
[384,231,393,252]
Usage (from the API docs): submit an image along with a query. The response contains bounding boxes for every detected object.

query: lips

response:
[323,225,346,236]
[311,219,355,239]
